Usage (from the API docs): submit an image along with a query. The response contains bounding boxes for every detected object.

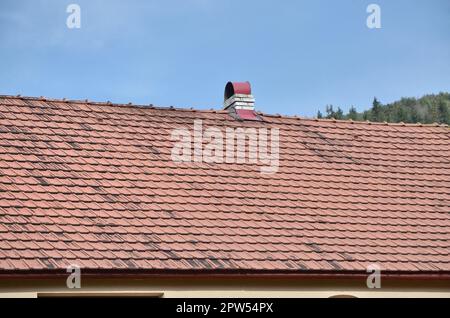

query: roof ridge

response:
[0,94,226,115]
[0,94,448,128]
[258,111,449,127]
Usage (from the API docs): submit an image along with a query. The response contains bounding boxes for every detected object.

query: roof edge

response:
[1,269,450,281]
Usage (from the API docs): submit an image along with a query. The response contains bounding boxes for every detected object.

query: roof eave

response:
[1,269,450,281]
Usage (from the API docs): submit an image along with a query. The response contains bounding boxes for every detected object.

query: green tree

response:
[363,111,369,121]
[325,105,334,119]
[437,100,450,124]
[323,105,344,119]
[410,107,421,123]
[348,106,358,120]
[396,106,408,122]
[335,107,344,120]
[371,97,383,122]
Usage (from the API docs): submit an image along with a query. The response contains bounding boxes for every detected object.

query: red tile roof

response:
[0,95,449,276]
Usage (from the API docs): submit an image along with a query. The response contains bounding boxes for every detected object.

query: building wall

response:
[0,277,449,298]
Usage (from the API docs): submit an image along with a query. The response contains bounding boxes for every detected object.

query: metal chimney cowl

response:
[223,82,255,111]
[223,81,262,121]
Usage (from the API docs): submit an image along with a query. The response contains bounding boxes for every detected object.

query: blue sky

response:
[0,0,449,116]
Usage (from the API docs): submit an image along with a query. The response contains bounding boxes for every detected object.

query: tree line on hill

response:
[317,92,450,125]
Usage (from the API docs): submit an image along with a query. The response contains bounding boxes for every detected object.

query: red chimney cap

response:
[224,82,252,101]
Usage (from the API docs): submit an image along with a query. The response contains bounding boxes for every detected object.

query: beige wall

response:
[1,277,449,298]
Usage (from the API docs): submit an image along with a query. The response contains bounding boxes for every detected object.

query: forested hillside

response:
[317,92,450,124]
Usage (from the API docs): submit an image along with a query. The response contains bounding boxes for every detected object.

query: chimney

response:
[223,81,255,111]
